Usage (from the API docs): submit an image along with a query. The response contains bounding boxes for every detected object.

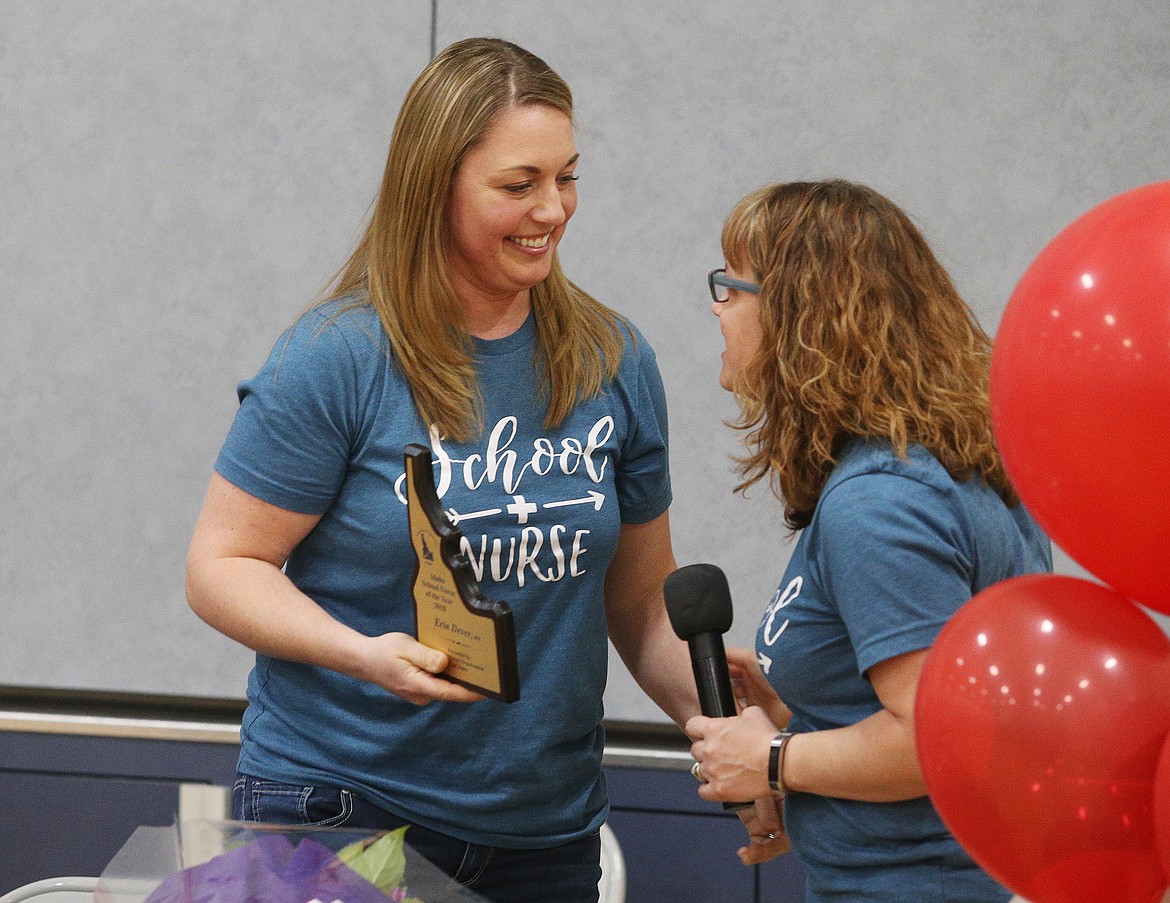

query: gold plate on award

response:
[404,443,520,703]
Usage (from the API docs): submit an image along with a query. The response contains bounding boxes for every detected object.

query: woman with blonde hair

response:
[186,38,695,903]
[686,180,1051,901]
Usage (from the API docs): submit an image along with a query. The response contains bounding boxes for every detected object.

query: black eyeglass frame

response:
[708,268,762,303]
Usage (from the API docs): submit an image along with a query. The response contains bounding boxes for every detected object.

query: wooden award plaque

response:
[404,443,520,703]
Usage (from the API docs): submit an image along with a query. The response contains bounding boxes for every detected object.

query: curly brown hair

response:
[722,179,1016,530]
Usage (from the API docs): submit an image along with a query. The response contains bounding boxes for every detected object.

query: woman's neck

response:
[462,291,532,339]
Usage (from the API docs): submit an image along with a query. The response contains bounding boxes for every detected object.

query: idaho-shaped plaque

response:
[404,443,520,702]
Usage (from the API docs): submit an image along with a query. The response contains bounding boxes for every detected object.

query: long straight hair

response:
[325,38,626,442]
[722,180,1016,530]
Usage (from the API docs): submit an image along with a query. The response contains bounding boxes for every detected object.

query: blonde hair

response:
[326,38,626,442]
[722,179,1016,530]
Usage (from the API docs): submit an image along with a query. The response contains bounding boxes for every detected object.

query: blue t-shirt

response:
[215,298,672,847]
[756,439,1051,902]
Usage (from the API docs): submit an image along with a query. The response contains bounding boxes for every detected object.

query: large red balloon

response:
[916,575,1170,903]
[990,181,1170,613]
[1154,733,1170,880]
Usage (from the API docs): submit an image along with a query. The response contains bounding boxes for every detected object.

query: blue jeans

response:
[232,773,602,903]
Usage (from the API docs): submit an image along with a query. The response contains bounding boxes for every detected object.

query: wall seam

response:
[430,0,438,58]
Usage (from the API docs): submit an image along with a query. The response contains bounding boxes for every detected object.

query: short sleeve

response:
[813,472,974,676]
[214,310,366,514]
[613,329,672,524]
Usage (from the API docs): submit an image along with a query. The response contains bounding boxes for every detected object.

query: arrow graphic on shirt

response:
[445,506,502,526]
[445,491,604,527]
[543,490,605,512]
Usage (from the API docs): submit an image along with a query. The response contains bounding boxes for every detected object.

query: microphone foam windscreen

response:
[664,563,733,639]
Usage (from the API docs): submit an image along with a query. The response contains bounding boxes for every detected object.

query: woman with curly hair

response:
[685,180,1051,901]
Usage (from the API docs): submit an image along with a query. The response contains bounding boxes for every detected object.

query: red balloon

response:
[916,574,1170,903]
[1154,733,1170,879]
[990,181,1170,613]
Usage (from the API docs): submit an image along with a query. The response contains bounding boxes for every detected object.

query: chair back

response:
[0,877,98,903]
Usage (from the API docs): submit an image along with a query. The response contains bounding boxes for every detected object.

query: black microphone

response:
[665,563,751,810]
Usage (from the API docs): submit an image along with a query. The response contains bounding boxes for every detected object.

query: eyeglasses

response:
[708,268,761,303]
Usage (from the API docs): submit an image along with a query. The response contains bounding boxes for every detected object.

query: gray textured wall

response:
[2,1,1167,722]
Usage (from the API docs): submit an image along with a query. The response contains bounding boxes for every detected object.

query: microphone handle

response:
[690,635,737,718]
[689,633,752,811]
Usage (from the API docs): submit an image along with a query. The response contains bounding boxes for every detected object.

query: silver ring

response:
[766,832,776,841]
[691,761,705,782]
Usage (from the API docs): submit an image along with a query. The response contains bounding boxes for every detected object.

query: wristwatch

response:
[768,730,795,796]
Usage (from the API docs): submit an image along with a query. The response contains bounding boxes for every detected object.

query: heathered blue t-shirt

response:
[756,439,1051,902]
[215,297,672,848]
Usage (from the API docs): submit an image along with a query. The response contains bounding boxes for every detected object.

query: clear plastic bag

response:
[95,821,487,903]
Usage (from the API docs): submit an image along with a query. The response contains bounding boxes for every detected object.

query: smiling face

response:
[445,104,579,331]
[712,262,763,391]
